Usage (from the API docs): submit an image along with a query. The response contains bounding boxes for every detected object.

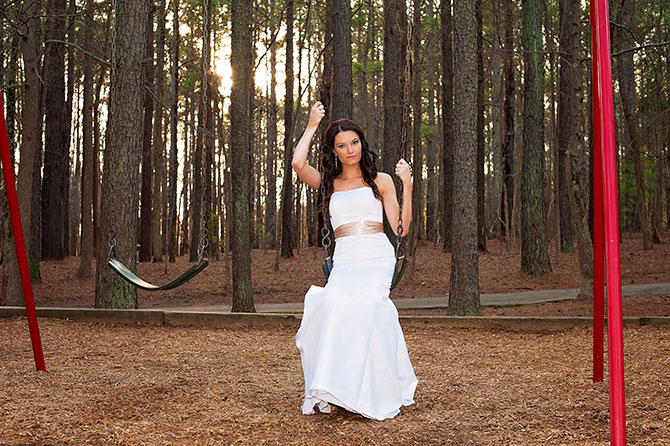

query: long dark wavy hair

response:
[319,119,381,219]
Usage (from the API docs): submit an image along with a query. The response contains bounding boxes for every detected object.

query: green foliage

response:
[619,150,659,230]
[420,123,436,138]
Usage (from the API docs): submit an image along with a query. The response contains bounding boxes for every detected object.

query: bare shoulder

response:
[375,172,395,194]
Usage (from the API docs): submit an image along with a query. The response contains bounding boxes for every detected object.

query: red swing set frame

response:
[0,0,625,442]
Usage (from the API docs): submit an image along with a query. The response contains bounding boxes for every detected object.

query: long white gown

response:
[296,186,418,421]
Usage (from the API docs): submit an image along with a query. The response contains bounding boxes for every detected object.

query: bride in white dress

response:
[291,102,418,421]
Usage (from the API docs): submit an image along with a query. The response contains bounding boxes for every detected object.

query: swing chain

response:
[396,17,412,252]
[107,229,117,259]
[320,182,332,258]
[198,227,209,260]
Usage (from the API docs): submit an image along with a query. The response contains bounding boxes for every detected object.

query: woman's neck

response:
[338,164,363,180]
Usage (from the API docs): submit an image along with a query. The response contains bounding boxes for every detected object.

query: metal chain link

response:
[320,182,332,258]
[396,17,413,247]
[198,226,209,260]
[107,229,117,259]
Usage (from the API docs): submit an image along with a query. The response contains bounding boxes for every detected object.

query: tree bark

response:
[448,0,480,315]
[331,0,353,119]
[230,0,255,312]
[557,0,577,253]
[41,0,68,260]
[613,0,653,250]
[408,0,422,279]
[95,0,149,309]
[76,0,96,278]
[520,0,551,276]
[4,0,42,298]
[280,0,295,258]
[501,0,515,241]
[264,0,278,250]
[383,0,408,240]
[425,4,438,244]
[440,0,454,252]
[476,0,486,251]
[139,5,155,262]
[168,0,179,262]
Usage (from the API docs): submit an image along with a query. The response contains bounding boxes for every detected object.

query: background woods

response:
[0,0,668,314]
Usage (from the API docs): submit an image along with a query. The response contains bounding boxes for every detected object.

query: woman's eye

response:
[353,140,359,145]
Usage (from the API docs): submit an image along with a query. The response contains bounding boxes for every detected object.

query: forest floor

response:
[32,232,670,317]
[2,318,669,445]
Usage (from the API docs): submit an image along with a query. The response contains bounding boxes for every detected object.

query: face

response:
[333,130,362,166]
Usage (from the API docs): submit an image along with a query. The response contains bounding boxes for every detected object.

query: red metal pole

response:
[0,95,46,371]
[594,0,626,444]
[590,0,604,385]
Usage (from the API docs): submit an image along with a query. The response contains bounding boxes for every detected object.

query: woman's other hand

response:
[308,101,326,129]
[395,158,412,185]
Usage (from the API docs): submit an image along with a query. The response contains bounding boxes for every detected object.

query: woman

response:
[292,102,417,420]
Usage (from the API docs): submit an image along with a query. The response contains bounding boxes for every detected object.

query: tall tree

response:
[152,0,167,263]
[167,0,179,262]
[425,1,438,243]
[76,0,95,278]
[614,0,654,250]
[13,0,42,288]
[264,0,278,250]
[476,0,486,251]
[95,0,149,308]
[41,0,68,260]
[280,0,295,258]
[139,5,155,262]
[501,0,515,239]
[520,0,551,275]
[440,0,454,252]
[383,0,408,238]
[408,0,422,278]
[331,0,353,119]
[557,0,576,252]
[448,0,479,315]
[230,0,255,312]
[190,0,209,261]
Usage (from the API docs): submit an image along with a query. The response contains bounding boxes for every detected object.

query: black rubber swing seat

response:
[108,257,209,291]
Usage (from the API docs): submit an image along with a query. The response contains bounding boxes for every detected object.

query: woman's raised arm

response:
[291,102,325,190]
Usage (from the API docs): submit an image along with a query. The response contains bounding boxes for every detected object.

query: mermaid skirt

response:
[296,233,418,420]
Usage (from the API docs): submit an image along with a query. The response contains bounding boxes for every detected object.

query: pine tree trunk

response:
[332,0,353,119]
[383,0,408,240]
[62,0,75,256]
[448,0,480,315]
[280,0,295,258]
[520,0,551,276]
[408,0,422,280]
[557,0,577,253]
[476,0,486,251]
[76,0,95,278]
[139,5,154,262]
[168,0,179,262]
[264,1,278,250]
[613,1,653,250]
[489,0,503,236]
[94,0,149,309]
[17,0,42,285]
[440,0,454,252]
[425,8,437,244]
[230,0,254,312]
[501,0,515,241]
[41,0,68,260]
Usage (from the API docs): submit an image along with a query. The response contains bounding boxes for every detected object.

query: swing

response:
[319,183,406,291]
[107,229,209,291]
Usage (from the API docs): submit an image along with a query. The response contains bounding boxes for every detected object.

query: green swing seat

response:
[108,257,209,291]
